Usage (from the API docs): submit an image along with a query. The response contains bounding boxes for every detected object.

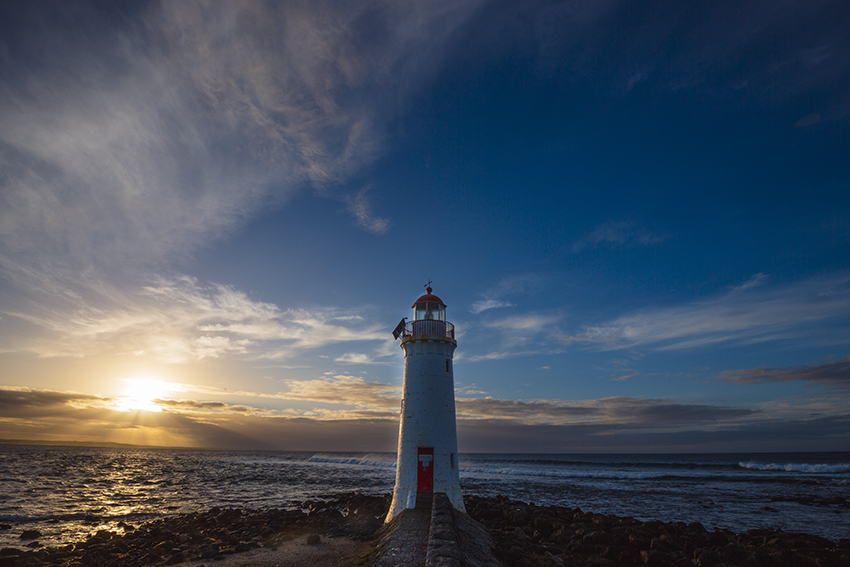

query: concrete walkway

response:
[374,493,432,567]
[372,493,501,567]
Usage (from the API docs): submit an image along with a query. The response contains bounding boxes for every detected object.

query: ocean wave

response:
[739,462,850,474]
[460,465,724,482]
[307,454,396,469]
[460,466,840,486]
[474,458,735,471]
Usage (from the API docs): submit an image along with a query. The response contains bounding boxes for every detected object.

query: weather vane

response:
[425,279,432,289]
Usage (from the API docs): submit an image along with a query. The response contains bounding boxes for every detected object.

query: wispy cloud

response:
[0,1,484,358]
[579,273,850,350]
[344,187,389,234]
[486,313,562,332]
[0,0,487,273]
[469,274,543,314]
[470,299,514,314]
[279,375,401,409]
[334,352,391,365]
[732,273,770,291]
[794,113,822,127]
[572,221,666,252]
[0,275,385,362]
[466,312,564,361]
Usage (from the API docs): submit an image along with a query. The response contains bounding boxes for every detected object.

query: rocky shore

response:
[2,494,849,567]
[0,494,388,567]
[464,495,850,567]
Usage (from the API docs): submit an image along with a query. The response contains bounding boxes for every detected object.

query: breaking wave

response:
[739,462,850,474]
[308,454,396,469]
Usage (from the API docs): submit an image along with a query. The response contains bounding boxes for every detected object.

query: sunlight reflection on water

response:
[1,445,848,548]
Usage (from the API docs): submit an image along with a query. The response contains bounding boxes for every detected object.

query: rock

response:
[0,525,10,530]
[154,539,175,551]
[641,549,681,567]
[19,530,41,540]
[464,495,844,567]
[92,529,113,541]
[628,534,651,550]
[306,534,321,545]
[583,531,614,546]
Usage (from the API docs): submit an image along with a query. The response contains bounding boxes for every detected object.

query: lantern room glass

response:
[413,301,445,322]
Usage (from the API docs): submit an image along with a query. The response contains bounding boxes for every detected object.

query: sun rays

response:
[114,378,172,413]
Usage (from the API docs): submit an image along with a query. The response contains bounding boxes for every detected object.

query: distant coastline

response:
[0,438,185,450]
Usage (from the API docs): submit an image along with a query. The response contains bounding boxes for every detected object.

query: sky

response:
[1,0,849,453]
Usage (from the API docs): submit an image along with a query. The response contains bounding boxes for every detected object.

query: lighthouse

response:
[387,284,465,520]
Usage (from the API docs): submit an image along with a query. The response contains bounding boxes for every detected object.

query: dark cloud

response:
[720,356,850,389]
[0,388,107,418]
[457,398,596,420]
[152,399,251,412]
[456,395,754,426]
[595,397,755,425]
[457,414,850,453]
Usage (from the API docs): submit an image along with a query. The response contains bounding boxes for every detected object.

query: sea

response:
[1,445,848,549]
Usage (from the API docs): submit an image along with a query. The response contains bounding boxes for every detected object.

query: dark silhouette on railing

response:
[401,320,455,339]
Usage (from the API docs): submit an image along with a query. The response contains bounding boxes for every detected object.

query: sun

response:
[116,378,171,412]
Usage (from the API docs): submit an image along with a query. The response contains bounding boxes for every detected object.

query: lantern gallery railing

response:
[401,320,455,339]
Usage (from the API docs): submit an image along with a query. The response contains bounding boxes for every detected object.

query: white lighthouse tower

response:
[386,284,465,520]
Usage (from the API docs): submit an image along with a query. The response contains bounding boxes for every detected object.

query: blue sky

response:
[0,0,848,452]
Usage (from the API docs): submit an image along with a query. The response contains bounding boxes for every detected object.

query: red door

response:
[417,447,434,492]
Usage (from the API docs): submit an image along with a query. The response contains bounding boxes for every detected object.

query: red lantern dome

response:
[412,286,445,307]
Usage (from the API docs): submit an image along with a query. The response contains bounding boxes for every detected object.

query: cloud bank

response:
[2,386,846,452]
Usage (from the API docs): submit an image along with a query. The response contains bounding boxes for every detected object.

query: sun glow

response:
[115,378,172,412]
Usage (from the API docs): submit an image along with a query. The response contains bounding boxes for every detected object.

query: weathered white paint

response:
[386,332,465,520]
